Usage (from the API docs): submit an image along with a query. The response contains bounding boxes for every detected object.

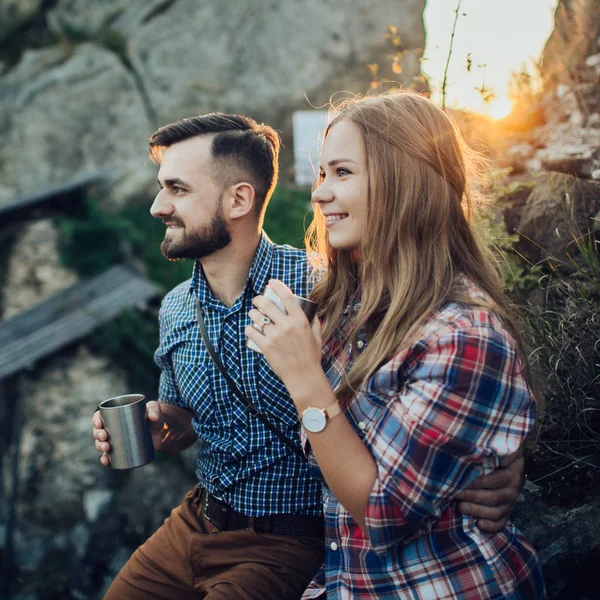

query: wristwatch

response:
[300,401,342,433]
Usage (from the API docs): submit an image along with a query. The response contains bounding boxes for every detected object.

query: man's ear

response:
[224,182,256,221]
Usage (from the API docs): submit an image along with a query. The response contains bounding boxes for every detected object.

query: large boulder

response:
[0,43,152,206]
[7,345,197,599]
[0,0,426,206]
[1,219,79,319]
[0,0,43,44]
[540,0,600,87]
[514,481,600,600]
[503,172,600,264]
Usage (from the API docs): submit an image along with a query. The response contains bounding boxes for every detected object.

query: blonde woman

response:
[246,91,544,599]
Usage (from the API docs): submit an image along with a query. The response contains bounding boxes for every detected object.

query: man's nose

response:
[150,190,173,218]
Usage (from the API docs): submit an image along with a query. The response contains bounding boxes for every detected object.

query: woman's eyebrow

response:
[326,158,358,167]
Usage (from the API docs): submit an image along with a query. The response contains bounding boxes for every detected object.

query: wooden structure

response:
[0,264,162,380]
[0,171,106,222]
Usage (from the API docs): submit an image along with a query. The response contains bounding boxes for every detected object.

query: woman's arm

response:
[247,280,534,549]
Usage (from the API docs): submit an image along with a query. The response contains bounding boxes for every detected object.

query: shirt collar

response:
[188,231,275,309]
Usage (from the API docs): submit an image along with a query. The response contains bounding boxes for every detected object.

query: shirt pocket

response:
[170,339,216,425]
[256,359,299,426]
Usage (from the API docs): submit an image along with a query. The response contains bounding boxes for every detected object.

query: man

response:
[92,113,524,599]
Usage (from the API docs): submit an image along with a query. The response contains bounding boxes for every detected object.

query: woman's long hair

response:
[306,90,530,402]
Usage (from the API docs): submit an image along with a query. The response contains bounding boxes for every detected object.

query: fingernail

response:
[149,411,159,419]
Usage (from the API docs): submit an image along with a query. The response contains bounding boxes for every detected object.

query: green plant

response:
[55,195,140,276]
[481,170,541,291]
[88,307,160,397]
[263,186,312,248]
[524,229,600,505]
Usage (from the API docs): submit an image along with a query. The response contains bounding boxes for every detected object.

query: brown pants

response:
[104,487,325,600]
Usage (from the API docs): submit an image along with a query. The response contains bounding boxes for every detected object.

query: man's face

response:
[150,136,231,260]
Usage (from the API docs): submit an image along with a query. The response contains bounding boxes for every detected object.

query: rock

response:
[13,526,49,571]
[587,113,600,129]
[16,346,128,527]
[503,171,600,264]
[0,0,425,206]
[513,489,600,600]
[46,0,135,38]
[71,522,91,559]
[1,219,79,319]
[115,454,196,537]
[538,143,600,179]
[83,489,115,522]
[0,0,43,43]
[541,0,600,87]
[586,52,600,70]
[0,44,151,208]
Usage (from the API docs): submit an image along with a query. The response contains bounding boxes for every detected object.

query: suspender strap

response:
[195,299,305,460]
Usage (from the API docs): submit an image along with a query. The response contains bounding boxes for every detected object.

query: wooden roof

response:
[0,265,162,380]
[0,172,106,220]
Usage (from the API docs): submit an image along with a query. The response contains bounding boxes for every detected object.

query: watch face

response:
[302,408,327,433]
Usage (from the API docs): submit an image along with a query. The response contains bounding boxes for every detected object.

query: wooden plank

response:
[0,171,106,219]
[0,265,162,379]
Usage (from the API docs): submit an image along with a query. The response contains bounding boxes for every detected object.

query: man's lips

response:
[163,220,184,229]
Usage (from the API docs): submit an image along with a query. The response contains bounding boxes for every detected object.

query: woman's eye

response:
[318,170,326,180]
[337,168,351,176]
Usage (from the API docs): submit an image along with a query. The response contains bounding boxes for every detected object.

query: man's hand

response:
[457,449,525,533]
[92,400,165,466]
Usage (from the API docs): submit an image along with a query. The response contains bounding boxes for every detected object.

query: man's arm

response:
[457,448,524,532]
[93,400,197,466]
[152,401,197,453]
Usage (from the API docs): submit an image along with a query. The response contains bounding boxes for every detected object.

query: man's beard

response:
[161,204,231,260]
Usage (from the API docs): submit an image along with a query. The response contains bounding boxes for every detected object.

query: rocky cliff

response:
[0,2,426,598]
[0,0,425,209]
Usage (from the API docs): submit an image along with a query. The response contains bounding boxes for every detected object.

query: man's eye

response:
[173,186,185,193]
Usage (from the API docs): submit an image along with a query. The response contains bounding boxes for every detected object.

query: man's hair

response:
[149,113,280,218]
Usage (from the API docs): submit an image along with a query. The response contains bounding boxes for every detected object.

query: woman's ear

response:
[224,182,256,221]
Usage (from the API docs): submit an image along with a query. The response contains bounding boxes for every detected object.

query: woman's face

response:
[312,119,368,251]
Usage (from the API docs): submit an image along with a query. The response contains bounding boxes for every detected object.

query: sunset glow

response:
[422,0,559,115]
[488,96,513,120]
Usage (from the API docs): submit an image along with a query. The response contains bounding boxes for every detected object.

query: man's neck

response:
[199,231,261,307]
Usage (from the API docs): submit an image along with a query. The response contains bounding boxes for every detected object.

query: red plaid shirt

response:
[302,278,545,599]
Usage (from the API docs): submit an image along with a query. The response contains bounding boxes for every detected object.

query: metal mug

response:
[98,394,155,470]
[247,285,319,354]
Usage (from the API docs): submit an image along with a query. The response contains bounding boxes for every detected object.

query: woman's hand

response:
[245,279,325,404]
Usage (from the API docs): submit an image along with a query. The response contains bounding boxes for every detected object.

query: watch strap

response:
[324,400,342,421]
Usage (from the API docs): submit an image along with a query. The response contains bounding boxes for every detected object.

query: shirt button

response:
[356,340,365,349]
[330,542,338,551]
[358,422,366,430]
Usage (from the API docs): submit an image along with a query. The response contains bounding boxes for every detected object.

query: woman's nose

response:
[312,183,334,205]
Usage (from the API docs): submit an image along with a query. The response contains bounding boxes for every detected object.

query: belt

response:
[200,489,324,539]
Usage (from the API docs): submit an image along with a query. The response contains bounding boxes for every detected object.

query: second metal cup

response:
[247,286,319,354]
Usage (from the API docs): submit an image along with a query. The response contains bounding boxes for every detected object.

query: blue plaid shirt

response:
[154,233,322,516]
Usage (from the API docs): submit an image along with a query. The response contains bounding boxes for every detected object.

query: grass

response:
[523,229,600,505]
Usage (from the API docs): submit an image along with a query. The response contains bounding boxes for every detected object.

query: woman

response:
[246,90,544,599]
